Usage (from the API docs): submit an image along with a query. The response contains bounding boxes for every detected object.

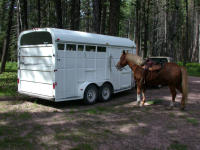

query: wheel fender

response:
[78,82,97,98]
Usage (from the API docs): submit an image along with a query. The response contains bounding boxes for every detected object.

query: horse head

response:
[116,50,128,70]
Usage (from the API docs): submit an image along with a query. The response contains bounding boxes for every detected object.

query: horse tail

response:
[181,66,188,103]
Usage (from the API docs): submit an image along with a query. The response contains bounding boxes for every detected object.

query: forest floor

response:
[0,76,200,150]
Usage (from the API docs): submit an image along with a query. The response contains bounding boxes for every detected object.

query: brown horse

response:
[116,51,188,110]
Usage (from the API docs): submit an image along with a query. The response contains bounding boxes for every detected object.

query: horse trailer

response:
[17,28,136,104]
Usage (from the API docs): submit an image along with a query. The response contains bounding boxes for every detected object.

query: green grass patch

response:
[1,110,17,118]
[1,111,32,121]
[18,112,32,120]
[55,132,83,142]
[186,117,198,126]
[0,125,18,136]
[147,99,162,105]
[0,124,35,150]
[169,112,175,118]
[0,136,34,150]
[83,106,114,115]
[139,127,151,135]
[168,141,187,150]
[70,143,94,150]
[177,62,200,77]
[0,62,17,96]
[4,62,17,72]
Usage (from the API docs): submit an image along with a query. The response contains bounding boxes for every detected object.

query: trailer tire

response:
[99,83,113,102]
[83,84,98,105]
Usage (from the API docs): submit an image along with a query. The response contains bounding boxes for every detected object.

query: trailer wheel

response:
[84,84,98,104]
[99,83,113,102]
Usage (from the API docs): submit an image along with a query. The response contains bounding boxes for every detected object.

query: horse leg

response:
[141,89,146,106]
[136,81,141,106]
[169,86,177,109]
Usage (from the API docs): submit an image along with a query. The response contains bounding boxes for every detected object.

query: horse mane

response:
[126,53,144,66]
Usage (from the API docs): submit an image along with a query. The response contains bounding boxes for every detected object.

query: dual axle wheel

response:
[83,84,113,104]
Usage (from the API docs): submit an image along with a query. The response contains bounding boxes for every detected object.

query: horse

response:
[116,51,188,110]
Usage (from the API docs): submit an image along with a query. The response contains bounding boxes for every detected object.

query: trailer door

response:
[18,31,54,98]
[55,43,77,100]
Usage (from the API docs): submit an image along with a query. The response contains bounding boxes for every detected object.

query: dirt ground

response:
[0,76,200,150]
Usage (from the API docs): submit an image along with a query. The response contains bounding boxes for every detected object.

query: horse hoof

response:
[140,103,144,107]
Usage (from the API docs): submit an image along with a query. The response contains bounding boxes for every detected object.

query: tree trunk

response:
[37,0,41,27]
[108,0,120,36]
[22,0,28,30]
[70,0,80,30]
[85,0,90,32]
[0,0,15,73]
[63,0,68,28]
[0,0,7,32]
[101,0,107,34]
[55,0,62,28]
[143,0,151,58]
[183,0,188,66]
[191,8,199,61]
[135,0,140,55]
[17,0,22,37]
[93,0,101,33]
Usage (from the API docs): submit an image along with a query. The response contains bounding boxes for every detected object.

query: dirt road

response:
[0,76,199,150]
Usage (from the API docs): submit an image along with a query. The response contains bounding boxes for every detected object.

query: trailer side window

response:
[57,43,65,50]
[86,45,96,52]
[67,44,76,51]
[78,45,84,51]
[97,46,106,52]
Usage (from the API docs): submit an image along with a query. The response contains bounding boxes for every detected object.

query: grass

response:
[70,143,94,150]
[186,117,199,126]
[82,106,115,115]
[169,112,175,118]
[177,62,200,77]
[168,141,187,150]
[0,136,34,150]
[18,112,32,120]
[0,109,32,121]
[0,124,35,150]
[0,62,18,96]
[147,99,162,105]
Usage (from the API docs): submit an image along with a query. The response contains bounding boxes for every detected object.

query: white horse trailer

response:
[18,28,136,104]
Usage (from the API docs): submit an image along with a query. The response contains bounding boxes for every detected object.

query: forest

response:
[0,0,200,72]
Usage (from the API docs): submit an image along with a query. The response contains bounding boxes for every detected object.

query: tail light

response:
[17,78,19,84]
[53,82,57,89]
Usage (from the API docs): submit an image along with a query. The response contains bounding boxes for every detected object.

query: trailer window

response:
[57,43,65,50]
[67,44,76,51]
[78,45,84,51]
[97,46,106,52]
[86,45,96,52]
[20,32,52,45]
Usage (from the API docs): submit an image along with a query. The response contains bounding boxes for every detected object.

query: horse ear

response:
[123,50,126,55]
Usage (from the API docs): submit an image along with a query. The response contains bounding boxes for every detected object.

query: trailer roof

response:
[19,28,135,48]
